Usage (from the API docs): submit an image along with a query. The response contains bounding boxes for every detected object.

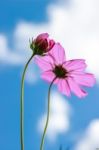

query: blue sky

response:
[0,0,99,150]
[0,0,49,31]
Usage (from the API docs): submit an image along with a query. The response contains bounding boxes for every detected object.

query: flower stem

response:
[40,77,57,150]
[20,53,35,150]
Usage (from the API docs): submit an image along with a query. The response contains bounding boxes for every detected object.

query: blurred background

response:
[0,0,99,150]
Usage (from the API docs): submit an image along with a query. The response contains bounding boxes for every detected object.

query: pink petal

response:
[36,33,49,41]
[67,77,87,98]
[70,73,96,87]
[49,43,66,64]
[48,39,55,50]
[63,59,87,72]
[41,71,56,82]
[57,79,71,97]
[35,56,53,71]
[42,54,54,64]
[53,78,59,84]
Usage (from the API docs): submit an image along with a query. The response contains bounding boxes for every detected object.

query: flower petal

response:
[49,43,66,64]
[35,56,53,71]
[48,39,55,50]
[67,77,87,98]
[63,59,87,72]
[70,73,96,87]
[53,78,59,84]
[41,71,55,82]
[42,54,54,64]
[36,33,49,41]
[57,79,71,97]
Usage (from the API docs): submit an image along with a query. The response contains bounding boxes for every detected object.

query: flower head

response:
[30,33,55,56]
[36,43,95,98]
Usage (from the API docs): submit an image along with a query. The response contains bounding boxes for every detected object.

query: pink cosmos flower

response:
[30,33,55,55]
[36,43,95,98]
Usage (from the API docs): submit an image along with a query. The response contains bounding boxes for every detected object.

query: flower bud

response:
[30,33,55,55]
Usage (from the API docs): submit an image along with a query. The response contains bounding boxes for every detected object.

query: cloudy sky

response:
[0,0,99,150]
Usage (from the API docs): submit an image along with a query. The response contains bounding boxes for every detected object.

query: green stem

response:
[40,77,57,150]
[20,53,35,150]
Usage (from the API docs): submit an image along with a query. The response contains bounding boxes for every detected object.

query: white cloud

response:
[0,0,99,82]
[24,63,40,84]
[0,35,25,65]
[0,34,39,83]
[38,92,71,141]
[47,0,99,81]
[74,119,99,150]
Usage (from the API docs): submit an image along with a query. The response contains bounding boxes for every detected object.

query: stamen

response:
[53,65,68,78]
